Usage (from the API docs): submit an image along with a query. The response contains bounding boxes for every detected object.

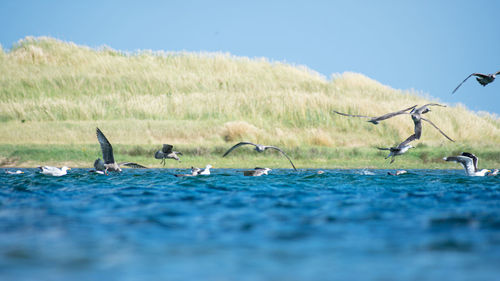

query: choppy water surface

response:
[1,168,499,281]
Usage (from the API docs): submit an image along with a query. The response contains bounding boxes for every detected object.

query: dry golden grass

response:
[0,36,499,152]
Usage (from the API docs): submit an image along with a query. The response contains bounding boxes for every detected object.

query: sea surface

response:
[1,168,499,281]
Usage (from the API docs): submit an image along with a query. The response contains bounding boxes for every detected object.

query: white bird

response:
[443,152,491,176]
[452,71,500,94]
[223,142,297,170]
[96,128,147,172]
[39,166,70,176]
[243,167,272,176]
[198,164,212,175]
[387,170,408,176]
[5,170,24,174]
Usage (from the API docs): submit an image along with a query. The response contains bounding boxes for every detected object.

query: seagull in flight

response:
[154,144,182,165]
[443,152,491,176]
[409,104,454,142]
[452,71,500,94]
[222,142,297,170]
[377,134,416,164]
[333,105,417,124]
[96,128,147,172]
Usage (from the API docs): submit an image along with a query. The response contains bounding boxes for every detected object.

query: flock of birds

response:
[4,70,500,178]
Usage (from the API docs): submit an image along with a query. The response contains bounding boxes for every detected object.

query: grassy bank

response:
[0,37,499,168]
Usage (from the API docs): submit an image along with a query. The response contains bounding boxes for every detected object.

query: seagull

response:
[387,170,408,176]
[333,105,417,124]
[96,128,147,172]
[154,144,182,165]
[452,71,500,94]
[443,152,491,176]
[39,166,70,176]
[174,167,201,177]
[198,164,212,175]
[243,167,272,176]
[409,104,454,142]
[5,170,24,174]
[487,169,498,176]
[377,135,416,164]
[222,142,297,170]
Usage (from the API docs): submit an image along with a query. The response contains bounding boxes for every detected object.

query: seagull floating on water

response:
[243,167,272,176]
[452,71,500,94]
[154,144,182,165]
[487,169,499,176]
[387,170,408,176]
[39,166,70,176]
[198,164,212,175]
[96,128,147,172]
[5,170,24,174]
[443,152,491,176]
[223,142,297,171]
[333,105,417,124]
[174,167,201,177]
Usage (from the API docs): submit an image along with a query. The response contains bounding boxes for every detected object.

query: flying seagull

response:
[409,104,454,142]
[39,166,70,176]
[222,142,297,171]
[377,135,416,164]
[243,167,272,176]
[333,105,417,124]
[452,71,500,94]
[96,128,147,172]
[443,152,491,176]
[154,144,182,165]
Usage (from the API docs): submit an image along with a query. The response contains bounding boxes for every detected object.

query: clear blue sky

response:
[1,0,499,115]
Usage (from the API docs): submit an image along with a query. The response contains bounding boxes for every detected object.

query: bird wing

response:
[96,128,115,164]
[119,162,147,169]
[266,146,297,171]
[444,155,475,175]
[413,118,422,139]
[495,71,500,76]
[461,152,478,172]
[162,144,173,153]
[370,105,417,122]
[333,110,372,119]
[222,142,257,157]
[399,134,418,147]
[421,117,455,142]
[377,147,391,151]
[94,158,105,171]
[452,73,479,94]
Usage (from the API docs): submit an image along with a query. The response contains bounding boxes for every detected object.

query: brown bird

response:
[223,142,297,171]
[154,144,182,165]
[409,104,454,142]
[452,71,500,94]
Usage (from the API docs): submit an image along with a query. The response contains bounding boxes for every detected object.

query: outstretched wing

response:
[377,147,391,151]
[333,110,372,119]
[222,142,257,157]
[495,70,500,76]
[96,128,115,164]
[399,134,418,147]
[461,152,478,172]
[119,162,147,169]
[370,105,417,122]
[266,146,297,171]
[452,73,483,94]
[421,117,455,142]
[444,155,475,175]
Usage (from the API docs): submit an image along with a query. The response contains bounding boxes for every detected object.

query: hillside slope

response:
[0,37,499,168]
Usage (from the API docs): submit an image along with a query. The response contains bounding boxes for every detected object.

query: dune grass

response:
[0,37,499,168]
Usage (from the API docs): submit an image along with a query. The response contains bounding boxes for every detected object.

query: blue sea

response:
[1,168,499,281]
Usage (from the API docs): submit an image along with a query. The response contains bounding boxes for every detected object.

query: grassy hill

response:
[1,37,499,169]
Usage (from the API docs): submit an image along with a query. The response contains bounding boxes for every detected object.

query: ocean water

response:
[0,168,499,281]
